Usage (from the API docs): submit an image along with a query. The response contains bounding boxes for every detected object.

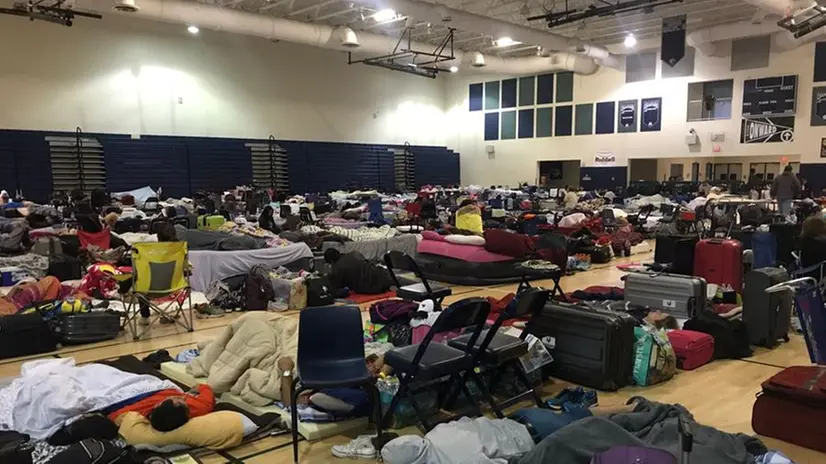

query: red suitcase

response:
[693,239,743,294]
[752,366,826,452]
[667,330,714,370]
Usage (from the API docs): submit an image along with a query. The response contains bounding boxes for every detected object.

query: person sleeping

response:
[104,383,216,430]
[324,249,393,295]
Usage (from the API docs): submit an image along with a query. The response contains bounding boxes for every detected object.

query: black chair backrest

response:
[384,250,433,293]
[280,205,292,218]
[298,305,366,371]
[478,288,551,352]
[409,297,490,368]
[601,208,617,226]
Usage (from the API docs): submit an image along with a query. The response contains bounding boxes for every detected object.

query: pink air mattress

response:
[418,239,512,263]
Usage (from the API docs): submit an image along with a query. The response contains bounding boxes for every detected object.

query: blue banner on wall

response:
[618,100,638,133]
[640,97,662,132]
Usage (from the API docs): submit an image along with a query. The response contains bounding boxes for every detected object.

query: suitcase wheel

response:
[783,335,790,343]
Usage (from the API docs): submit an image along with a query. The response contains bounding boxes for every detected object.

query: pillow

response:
[117,411,245,450]
[483,229,535,259]
[444,234,485,247]
[421,230,445,242]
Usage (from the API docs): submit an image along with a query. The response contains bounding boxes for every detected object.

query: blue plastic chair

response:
[368,198,385,224]
[290,306,382,463]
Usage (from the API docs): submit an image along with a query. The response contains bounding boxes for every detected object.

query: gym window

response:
[687,79,733,121]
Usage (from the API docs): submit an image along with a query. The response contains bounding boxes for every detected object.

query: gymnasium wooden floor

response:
[1,251,822,464]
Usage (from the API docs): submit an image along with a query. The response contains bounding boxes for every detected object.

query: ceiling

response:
[207,0,760,57]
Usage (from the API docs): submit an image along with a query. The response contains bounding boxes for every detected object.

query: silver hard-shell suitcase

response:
[624,272,707,319]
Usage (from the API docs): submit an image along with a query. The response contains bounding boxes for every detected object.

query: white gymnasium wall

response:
[444,41,826,186]
[0,15,446,145]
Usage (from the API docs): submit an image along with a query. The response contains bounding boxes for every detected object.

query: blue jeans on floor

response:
[510,406,592,442]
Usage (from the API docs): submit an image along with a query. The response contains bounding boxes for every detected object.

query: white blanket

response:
[0,358,179,439]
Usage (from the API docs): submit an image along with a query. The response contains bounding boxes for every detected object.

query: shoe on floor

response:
[331,435,376,459]
[546,387,584,410]
[196,305,225,318]
[139,316,151,326]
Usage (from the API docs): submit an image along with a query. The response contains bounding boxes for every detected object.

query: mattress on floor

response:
[160,362,369,441]
[417,239,511,263]
[322,234,419,262]
[411,253,526,286]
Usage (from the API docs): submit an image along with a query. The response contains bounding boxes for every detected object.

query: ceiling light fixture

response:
[495,36,521,47]
[187,25,199,34]
[449,66,459,73]
[372,8,397,22]
[624,33,637,48]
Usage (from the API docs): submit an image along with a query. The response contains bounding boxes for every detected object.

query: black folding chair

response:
[290,305,382,463]
[448,288,551,418]
[382,297,490,431]
[384,251,452,306]
[601,208,618,232]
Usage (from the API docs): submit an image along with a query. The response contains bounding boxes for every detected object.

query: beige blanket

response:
[188,313,298,406]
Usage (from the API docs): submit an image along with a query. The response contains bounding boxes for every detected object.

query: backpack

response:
[242,266,275,311]
[49,439,133,464]
[683,310,753,359]
[306,276,334,307]
[369,299,418,324]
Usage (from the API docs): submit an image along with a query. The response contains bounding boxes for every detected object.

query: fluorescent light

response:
[495,36,521,47]
[372,8,397,22]
[449,66,459,73]
[624,33,636,48]
[187,25,199,34]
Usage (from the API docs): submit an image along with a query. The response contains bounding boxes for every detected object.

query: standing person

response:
[771,165,801,216]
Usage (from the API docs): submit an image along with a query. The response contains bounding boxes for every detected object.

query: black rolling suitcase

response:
[0,313,58,359]
[529,302,635,391]
[57,312,121,345]
[743,268,792,348]
[654,235,697,276]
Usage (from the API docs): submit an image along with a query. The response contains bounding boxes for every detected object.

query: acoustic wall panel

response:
[536,107,553,137]
[501,111,517,140]
[518,109,534,139]
[595,101,616,134]
[485,81,500,110]
[575,104,594,135]
[537,74,554,104]
[555,106,573,136]
[0,130,53,203]
[484,113,500,141]
[501,79,517,108]
[469,83,483,111]
[519,76,535,106]
[556,72,574,102]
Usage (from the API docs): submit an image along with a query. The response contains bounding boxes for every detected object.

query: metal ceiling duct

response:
[74,0,600,74]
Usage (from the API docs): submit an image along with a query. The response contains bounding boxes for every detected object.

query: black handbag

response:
[306,277,334,307]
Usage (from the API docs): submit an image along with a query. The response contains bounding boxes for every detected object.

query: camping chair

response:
[382,297,491,431]
[384,251,451,306]
[448,288,551,418]
[121,241,193,340]
[290,305,382,463]
[78,226,112,250]
[367,198,385,224]
[600,208,618,232]
[404,202,422,226]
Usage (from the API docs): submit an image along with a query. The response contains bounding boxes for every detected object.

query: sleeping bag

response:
[455,204,483,235]
[0,219,29,253]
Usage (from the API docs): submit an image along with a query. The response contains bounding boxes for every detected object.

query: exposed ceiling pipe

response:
[73,0,599,74]
[685,21,781,56]
[355,0,622,68]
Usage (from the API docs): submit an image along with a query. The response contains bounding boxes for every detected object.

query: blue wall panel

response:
[179,137,253,193]
[100,136,190,198]
[0,130,53,203]
[580,166,627,191]
[411,146,460,188]
[0,132,19,197]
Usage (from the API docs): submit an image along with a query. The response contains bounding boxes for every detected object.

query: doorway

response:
[629,159,658,182]
[538,160,581,187]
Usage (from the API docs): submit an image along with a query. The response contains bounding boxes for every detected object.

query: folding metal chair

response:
[121,241,193,340]
[382,297,490,431]
[448,288,551,417]
[384,251,451,306]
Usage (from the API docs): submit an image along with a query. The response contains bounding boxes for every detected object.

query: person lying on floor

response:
[378,403,636,463]
[104,382,216,430]
[324,248,393,295]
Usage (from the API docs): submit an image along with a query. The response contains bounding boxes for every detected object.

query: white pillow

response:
[444,234,485,246]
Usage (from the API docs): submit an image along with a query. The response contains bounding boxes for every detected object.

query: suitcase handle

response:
[765,277,818,294]
[678,415,693,463]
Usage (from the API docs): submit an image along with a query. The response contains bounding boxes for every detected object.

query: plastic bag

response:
[632,324,677,386]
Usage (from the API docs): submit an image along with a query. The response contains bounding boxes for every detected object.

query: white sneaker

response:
[331,435,376,459]
[139,316,151,326]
